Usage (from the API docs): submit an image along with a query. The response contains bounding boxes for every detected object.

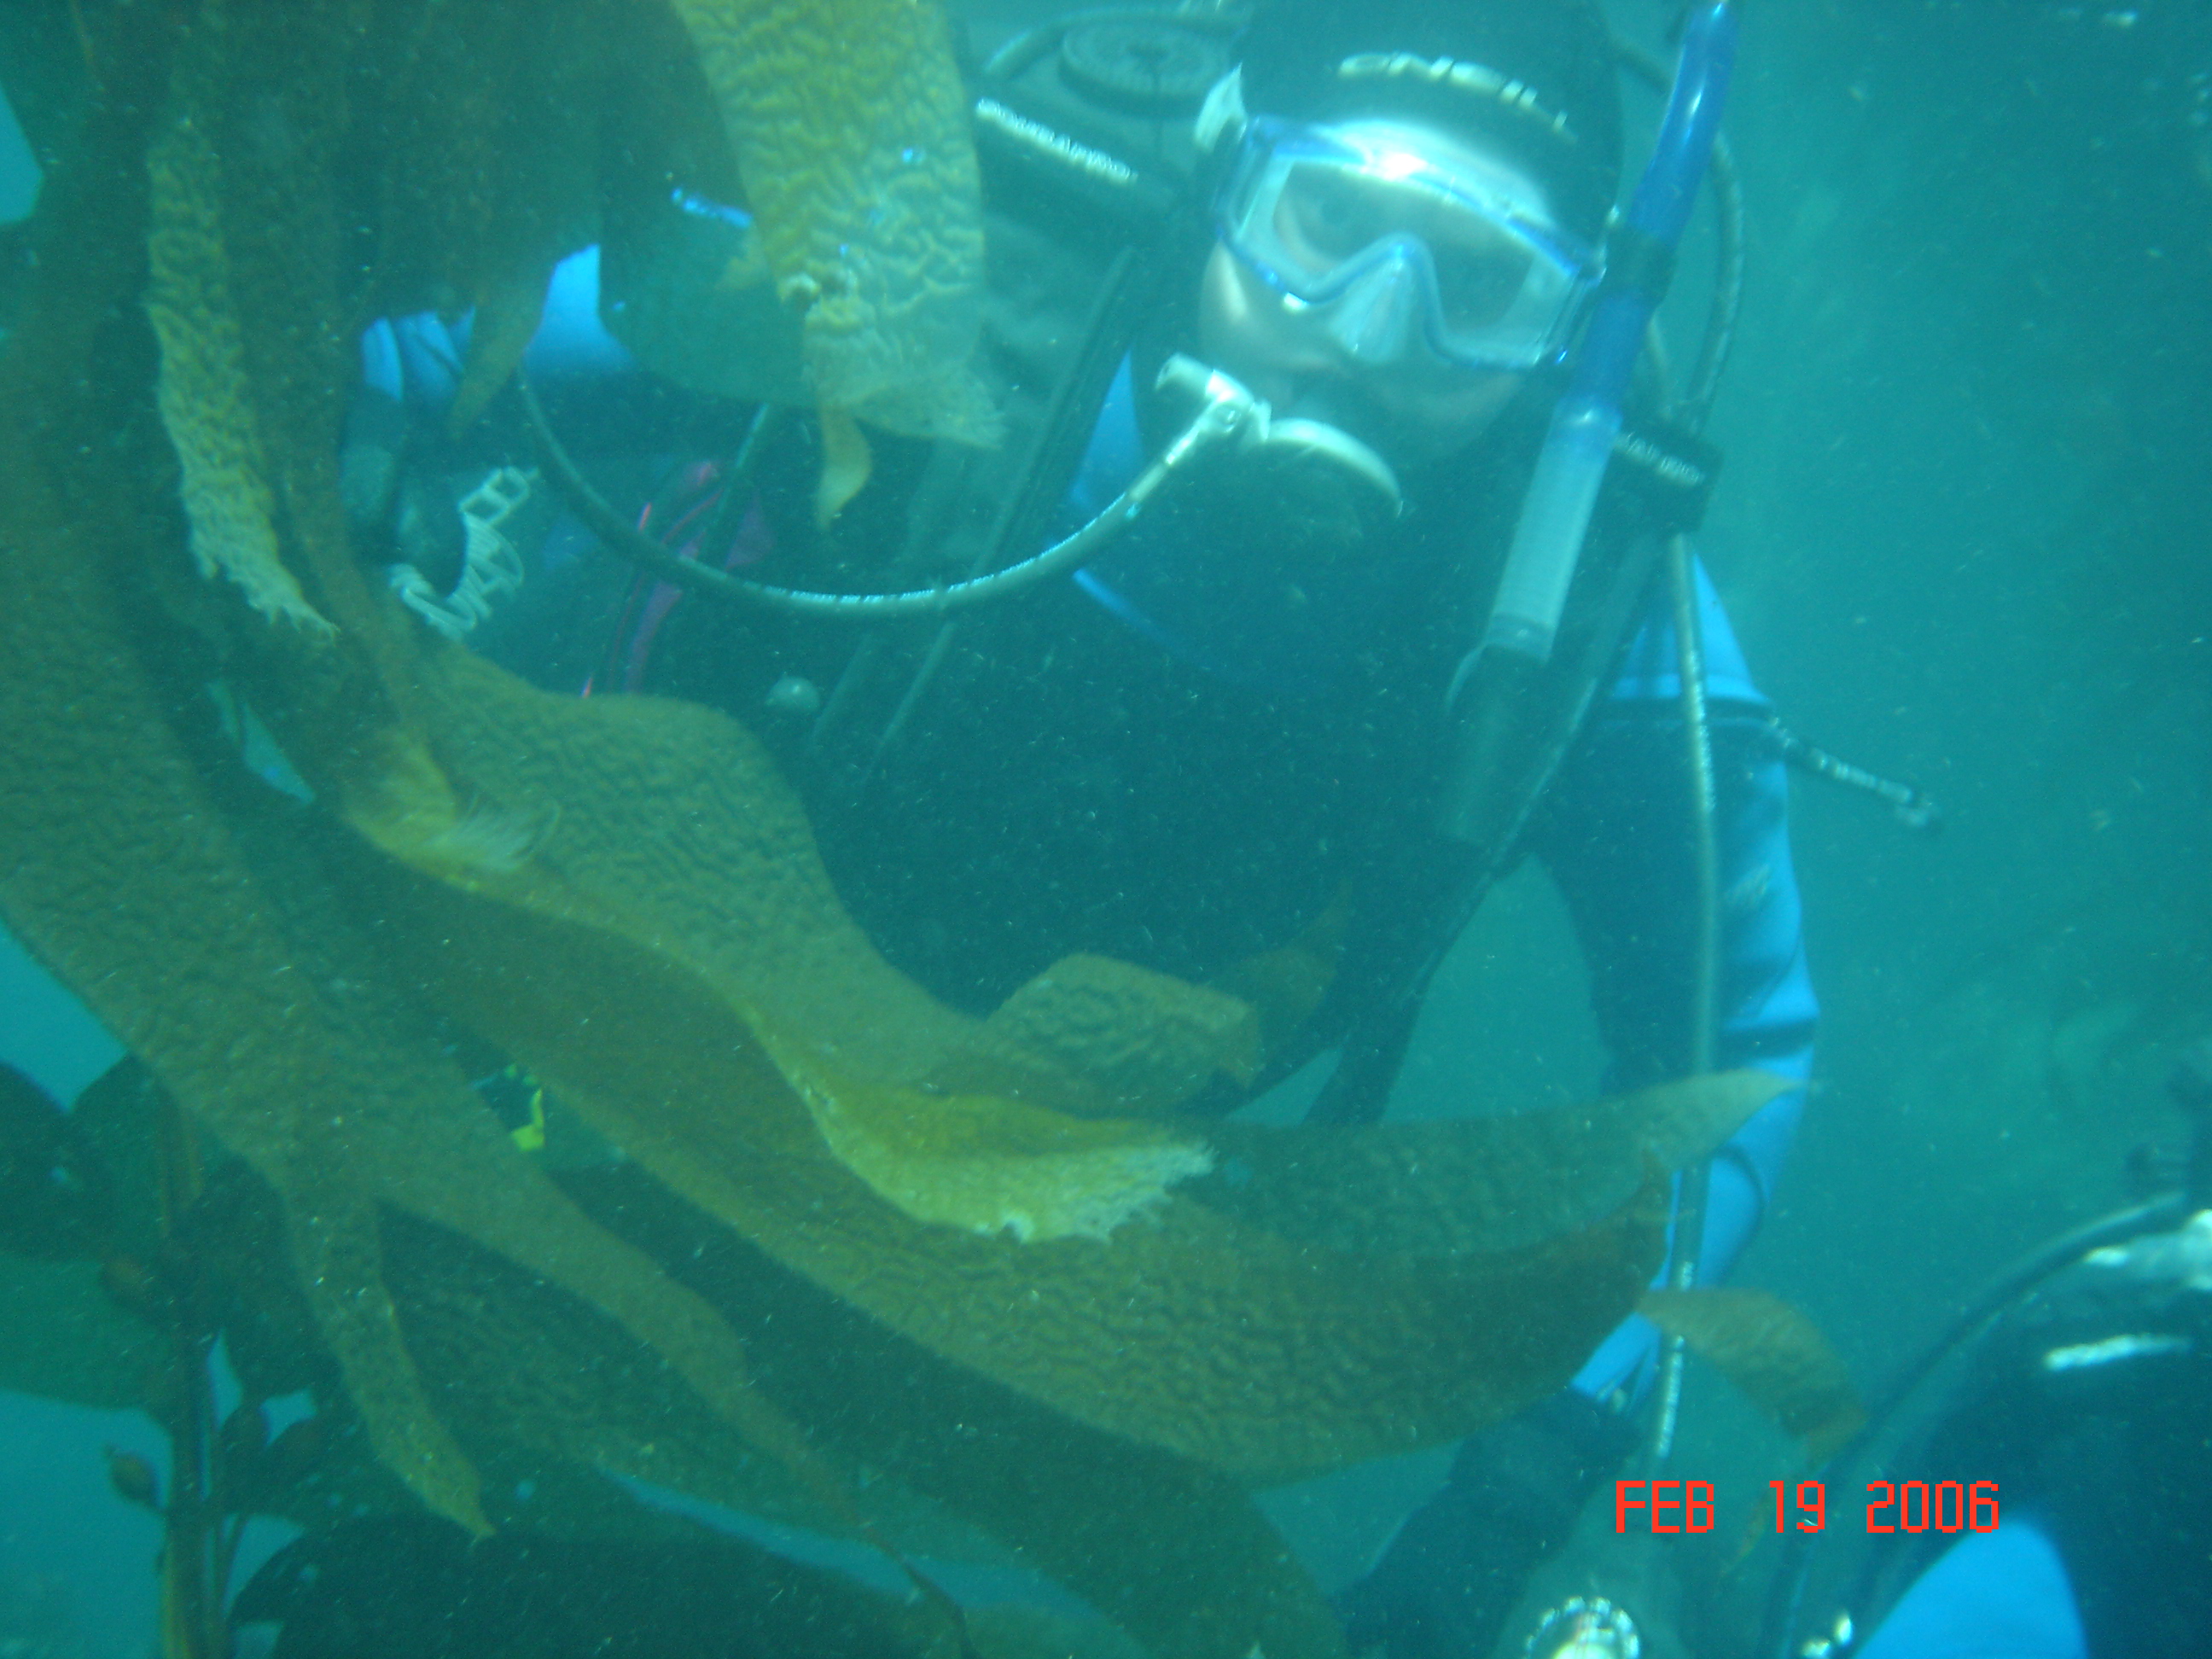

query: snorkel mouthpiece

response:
[1478,1,1738,663]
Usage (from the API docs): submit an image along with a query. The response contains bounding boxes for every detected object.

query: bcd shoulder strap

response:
[937,7,1238,572]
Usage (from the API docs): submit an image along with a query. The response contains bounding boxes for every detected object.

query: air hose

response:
[520,357,1269,622]
[1644,528,1720,1470]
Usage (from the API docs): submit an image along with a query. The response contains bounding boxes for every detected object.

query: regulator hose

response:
[520,364,1264,621]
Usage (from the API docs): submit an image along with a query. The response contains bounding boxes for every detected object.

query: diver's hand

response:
[340,387,468,593]
[1337,1391,1637,1659]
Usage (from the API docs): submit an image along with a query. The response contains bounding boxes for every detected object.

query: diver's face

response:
[1198,120,1568,469]
[1197,244,1523,465]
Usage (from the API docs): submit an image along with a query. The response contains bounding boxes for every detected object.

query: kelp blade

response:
[1199,1072,1799,1258]
[0,39,859,1539]
[343,653,1679,1481]
[1641,1286,1868,1462]
[666,0,1001,446]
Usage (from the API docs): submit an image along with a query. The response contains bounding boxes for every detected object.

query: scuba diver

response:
[1841,1206,2212,1659]
[1770,1045,2212,1659]
[340,0,1815,1654]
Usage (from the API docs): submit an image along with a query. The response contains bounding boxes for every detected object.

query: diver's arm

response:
[1530,555,1818,1394]
[1697,707,1817,1281]
[353,248,636,422]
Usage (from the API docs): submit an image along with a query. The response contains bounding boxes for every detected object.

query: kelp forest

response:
[0,3,1852,1656]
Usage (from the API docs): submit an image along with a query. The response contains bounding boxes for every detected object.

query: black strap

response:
[1304,516,1672,1127]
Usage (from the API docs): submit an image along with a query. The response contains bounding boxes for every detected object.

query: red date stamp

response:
[1614,1480,2000,1534]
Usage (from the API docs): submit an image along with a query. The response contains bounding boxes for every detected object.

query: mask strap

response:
[1193,67,1248,157]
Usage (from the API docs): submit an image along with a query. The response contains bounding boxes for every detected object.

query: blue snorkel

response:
[1479,2,1738,663]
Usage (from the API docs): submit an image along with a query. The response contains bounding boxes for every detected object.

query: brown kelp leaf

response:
[346,650,1229,1243]
[0,531,830,1538]
[68,1111,864,1554]
[1640,1287,1867,1463]
[160,0,417,672]
[230,1516,951,1659]
[79,2,1297,1610]
[144,71,334,637]
[375,1203,847,1538]
[0,1065,154,1408]
[389,652,974,1082]
[346,737,1218,1248]
[815,400,876,526]
[335,765,1671,1481]
[446,265,555,437]
[1198,1072,1798,1258]
[67,1062,173,1270]
[207,807,863,1545]
[932,953,1263,1119]
[3,15,1196,1657]
[0,1063,116,1260]
[1211,887,1354,1068]
[0,511,478,1521]
[763,1030,1220,1244]
[157,1115,1338,1659]
[1,30,482,1511]
[148,9,853,1545]
[665,0,1001,445]
[134,1081,1338,1659]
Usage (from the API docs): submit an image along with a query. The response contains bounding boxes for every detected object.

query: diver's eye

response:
[1278,170,1385,265]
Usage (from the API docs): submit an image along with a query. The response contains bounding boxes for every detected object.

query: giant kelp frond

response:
[336,648,1759,1483]
[2,0,883,1554]
[346,730,552,882]
[765,1033,1220,1244]
[1199,1071,1801,1258]
[0,3,1331,1645]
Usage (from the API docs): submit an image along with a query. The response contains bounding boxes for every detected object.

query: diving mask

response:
[1217,117,1599,373]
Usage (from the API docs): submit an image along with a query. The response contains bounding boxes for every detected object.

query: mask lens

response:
[1275,166,1388,268]
[1430,224,1535,333]
[1221,120,1593,370]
